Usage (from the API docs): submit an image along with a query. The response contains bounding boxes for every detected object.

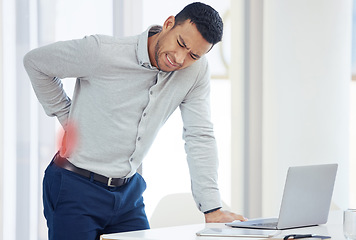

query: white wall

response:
[350,81,356,208]
[0,0,3,237]
[262,0,351,216]
[2,0,17,238]
[230,0,246,215]
[231,0,352,218]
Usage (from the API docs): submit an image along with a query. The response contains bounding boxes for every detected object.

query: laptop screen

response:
[277,164,338,229]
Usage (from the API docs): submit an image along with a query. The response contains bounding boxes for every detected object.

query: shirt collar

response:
[137,25,162,69]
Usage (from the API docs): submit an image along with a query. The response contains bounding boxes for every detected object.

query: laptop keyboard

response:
[251,222,278,227]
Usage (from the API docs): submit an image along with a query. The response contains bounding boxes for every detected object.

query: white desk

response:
[100,211,344,240]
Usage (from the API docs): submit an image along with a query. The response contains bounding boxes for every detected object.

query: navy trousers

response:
[43,157,150,240]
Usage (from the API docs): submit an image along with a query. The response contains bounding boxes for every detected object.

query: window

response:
[2,1,113,239]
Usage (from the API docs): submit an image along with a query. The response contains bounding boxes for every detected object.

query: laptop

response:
[226,163,338,230]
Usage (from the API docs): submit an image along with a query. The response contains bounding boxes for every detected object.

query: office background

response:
[0,0,354,239]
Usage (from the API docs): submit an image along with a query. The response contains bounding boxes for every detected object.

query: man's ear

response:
[163,16,175,31]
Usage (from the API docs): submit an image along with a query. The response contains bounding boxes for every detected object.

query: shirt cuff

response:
[204,207,222,214]
[195,190,222,213]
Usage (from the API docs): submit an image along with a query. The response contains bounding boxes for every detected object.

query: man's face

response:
[152,17,213,72]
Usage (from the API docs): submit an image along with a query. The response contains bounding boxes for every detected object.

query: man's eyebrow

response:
[178,35,201,59]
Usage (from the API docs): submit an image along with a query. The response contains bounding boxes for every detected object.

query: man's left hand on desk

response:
[204,209,247,223]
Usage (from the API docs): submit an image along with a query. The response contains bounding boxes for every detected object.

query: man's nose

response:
[175,49,187,65]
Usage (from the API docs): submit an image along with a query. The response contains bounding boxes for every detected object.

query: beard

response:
[154,40,162,70]
[153,38,183,72]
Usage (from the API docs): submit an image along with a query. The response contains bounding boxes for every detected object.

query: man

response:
[24,2,245,240]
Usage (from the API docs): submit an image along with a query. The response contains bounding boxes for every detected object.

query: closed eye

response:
[177,40,184,48]
[190,54,198,60]
[177,39,199,60]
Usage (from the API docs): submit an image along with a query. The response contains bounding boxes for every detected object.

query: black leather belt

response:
[53,153,129,187]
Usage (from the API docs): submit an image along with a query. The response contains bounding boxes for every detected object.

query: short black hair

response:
[174,2,223,45]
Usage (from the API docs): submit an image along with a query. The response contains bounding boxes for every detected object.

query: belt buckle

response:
[107,177,115,187]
